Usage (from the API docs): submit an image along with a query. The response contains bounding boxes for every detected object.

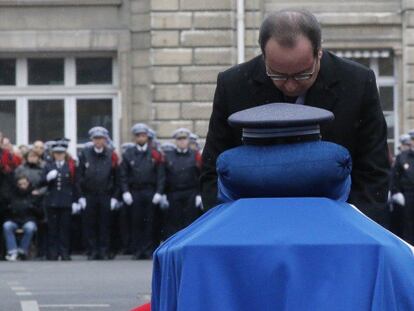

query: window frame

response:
[0,55,120,157]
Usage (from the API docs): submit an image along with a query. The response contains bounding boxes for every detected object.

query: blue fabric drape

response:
[152,198,414,311]
[217,142,352,202]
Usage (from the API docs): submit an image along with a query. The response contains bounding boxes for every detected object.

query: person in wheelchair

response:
[2,176,41,261]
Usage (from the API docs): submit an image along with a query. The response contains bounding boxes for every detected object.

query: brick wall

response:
[129,0,404,144]
[149,0,237,141]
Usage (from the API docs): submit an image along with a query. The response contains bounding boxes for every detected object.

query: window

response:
[334,50,397,155]
[77,99,113,144]
[0,59,16,85]
[28,58,64,85]
[76,58,113,85]
[0,100,16,142]
[29,99,64,143]
[0,56,119,156]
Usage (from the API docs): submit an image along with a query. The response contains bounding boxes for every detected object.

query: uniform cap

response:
[51,139,69,152]
[400,134,411,145]
[148,128,157,140]
[228,103,334,144]
[131,123,149,135]
[189,133,199,142]
[408,129,414,140]
[89,126,109,139]
[172,128,191,139]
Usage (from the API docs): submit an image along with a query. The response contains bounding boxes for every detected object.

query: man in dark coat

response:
[120,123,165,259]
[163,128,203,239]
[201,9,390,227]
[77,127,120,260]
[391,131,414,243]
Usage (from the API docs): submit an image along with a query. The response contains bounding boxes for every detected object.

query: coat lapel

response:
[305,51,340,112]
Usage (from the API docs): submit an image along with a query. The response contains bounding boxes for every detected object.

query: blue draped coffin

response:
[151,142,414,311]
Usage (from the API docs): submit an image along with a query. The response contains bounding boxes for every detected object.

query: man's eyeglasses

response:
[266,59,317,82]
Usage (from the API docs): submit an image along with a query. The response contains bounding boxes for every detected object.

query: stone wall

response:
[403,0,414,132]
[148,0,236,141]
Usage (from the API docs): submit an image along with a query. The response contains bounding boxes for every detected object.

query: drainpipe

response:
[237,0,245,64]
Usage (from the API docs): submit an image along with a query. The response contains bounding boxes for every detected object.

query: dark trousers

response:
[164,189,200,239]
[390,202,404,239]
[131,189,155,257]
[120,203,133,253]
[71,214,84,253]
[403,191,414,244]
[46,207,71,258]
[109,208,121,257]
[35,221,48,258]
[83,194,111,256]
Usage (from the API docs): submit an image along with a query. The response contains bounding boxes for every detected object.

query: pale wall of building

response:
[0,0,412,150]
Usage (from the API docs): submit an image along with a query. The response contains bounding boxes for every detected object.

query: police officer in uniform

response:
[189,133,201,152]
[391,130,414,244]
[398,134,412,153]
[163,128,203,239]
[42,139,79,261]
[77,127,120,260]
[120,123,165,259]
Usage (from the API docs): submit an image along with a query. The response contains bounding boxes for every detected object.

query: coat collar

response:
[251,50,340,111]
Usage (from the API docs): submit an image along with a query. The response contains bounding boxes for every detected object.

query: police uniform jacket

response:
[392,150,414,193]
[77,146,120,198]
[120,146,165,194]
[201,51,390,221]
[42,161,77,208]
[165,149,202,193]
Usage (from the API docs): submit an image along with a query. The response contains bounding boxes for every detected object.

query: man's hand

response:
[123,192,133,206]
[71,203,81,215]
[78,197,87,210]
[392,192,405,206]
[152,193,162,205]
[110,198,119,211]
[46,169,58,182]
[195,195,203,209]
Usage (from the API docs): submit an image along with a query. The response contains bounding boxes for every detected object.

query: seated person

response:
[3,176,40,261]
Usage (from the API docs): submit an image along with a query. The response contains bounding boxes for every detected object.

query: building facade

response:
[0,0,412,156]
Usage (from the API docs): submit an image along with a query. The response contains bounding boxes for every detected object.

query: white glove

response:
[78,197,87,210]
[152,193,162,205]
[123,192,133,206]
[71,203,81,215]
[46,169,58,182]
[160,195,169,210]
[392,192,406,206]
[110,198,119,211]
[195,195,203,208]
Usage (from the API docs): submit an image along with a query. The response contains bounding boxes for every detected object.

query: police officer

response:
[398,134,412,153]
[163,128,203,239]
[42,139,79,261]
[120,123,165,259]
[77,127,120,260]
[189,133,201,152]
[391,130,414,244]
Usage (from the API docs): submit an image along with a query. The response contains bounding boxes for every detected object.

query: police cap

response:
[89,126,109,139]
[51,139,69,153]
[172,128,191,139]
[228,103,334,144]
[400,134,412,145]
[131,123,149,135]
